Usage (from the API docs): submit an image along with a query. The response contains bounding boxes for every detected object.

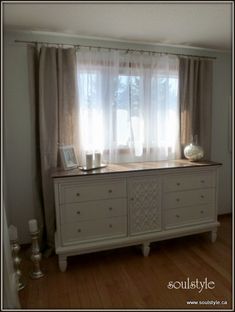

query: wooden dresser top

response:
[51,159,222,179]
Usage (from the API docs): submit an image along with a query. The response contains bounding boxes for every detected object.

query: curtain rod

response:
[14,39,217,60]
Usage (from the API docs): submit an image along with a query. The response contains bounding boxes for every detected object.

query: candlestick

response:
[9,226,26,291]
[29,230,45,279]
[28,219,38,233]
[9,225,18,241]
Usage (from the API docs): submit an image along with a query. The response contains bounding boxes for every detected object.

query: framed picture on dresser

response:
[59,145,78,170]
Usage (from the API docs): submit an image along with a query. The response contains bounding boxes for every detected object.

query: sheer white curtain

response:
[76,48,180,165]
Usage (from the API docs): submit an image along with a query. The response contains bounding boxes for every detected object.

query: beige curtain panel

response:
[179,57,213,159]
[28,46,79,249]
[27,46,44,248]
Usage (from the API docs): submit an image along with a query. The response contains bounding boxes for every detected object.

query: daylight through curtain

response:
[76,48,180,164]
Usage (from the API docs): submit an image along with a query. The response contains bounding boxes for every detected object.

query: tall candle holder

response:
[10,240,26,291]
[29,230,45,279]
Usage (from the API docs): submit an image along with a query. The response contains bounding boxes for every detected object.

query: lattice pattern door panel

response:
[128,177,162,235]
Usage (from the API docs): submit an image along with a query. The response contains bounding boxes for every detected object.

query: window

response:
[77,49,180,164]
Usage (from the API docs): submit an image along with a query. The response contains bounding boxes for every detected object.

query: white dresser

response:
[52,160,221,272]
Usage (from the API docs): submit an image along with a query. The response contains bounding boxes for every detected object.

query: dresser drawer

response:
[60,198,127,224]
[61,216,127,245]
[165,188,215,209]
[164,171,215,192]
[59,180,126,204]
[165,204,215,229]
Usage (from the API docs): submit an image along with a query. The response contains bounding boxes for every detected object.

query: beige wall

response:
[4,30,232,244]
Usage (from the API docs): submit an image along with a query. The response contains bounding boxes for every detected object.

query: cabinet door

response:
[128,176,162,235]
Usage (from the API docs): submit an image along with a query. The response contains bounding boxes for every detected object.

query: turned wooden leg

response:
[141,242,150,257]
[58,255,67,272]
[211,229,217,243]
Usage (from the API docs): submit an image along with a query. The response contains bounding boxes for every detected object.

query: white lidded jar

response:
[184,135,204,161]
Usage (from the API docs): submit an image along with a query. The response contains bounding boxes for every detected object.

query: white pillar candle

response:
[94,152,101,167]
[28,219,38,233]
[86,153,93,169]
[168,147,172,159]
[9,225,18,241]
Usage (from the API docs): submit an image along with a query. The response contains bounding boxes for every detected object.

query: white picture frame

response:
[59,145,78,170]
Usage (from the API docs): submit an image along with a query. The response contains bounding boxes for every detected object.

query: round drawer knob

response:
[76,193,80,197]
[176,198,180,202]
[76,211,80,215]
[200,210,204,214]
[77,229,81,232]
[108,189,113,193]
[176,214,180,218]
[200,195,204,199]
[176,182,181,186]
[109,207,112,211]
[200,180,205,183]
[109,224,112,228]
